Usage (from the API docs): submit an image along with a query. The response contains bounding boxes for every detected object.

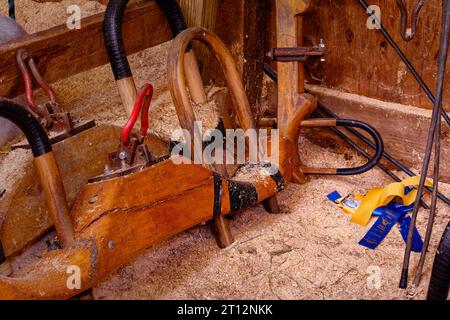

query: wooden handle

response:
[34,152,74,247]
[116,77,138,117]
[184,50,207,104]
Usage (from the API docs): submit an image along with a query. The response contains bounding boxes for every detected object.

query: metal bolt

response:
[88,195,98,204]
[319,38,325,49]
[119,151,127,160]
[108,240,114,249]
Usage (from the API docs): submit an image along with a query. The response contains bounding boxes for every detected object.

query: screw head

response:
[119,151,127,160]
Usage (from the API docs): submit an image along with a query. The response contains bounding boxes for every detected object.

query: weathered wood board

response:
[265,0,449,111]
[0,1,172,98]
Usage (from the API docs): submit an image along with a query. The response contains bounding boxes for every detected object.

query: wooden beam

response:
[0,1,173,98]
[210,0,267,119]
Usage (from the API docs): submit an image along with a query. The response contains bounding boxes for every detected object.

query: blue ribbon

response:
[398,216,423,252]
[327,191,423,251]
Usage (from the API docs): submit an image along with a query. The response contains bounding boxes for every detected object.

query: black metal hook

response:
[396,0,426,41]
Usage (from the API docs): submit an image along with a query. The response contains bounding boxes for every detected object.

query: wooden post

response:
[275,0,316,184]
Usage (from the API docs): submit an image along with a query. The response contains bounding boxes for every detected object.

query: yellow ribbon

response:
[350,176,432,226]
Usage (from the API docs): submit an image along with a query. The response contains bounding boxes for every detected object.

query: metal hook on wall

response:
[396,0,426,41]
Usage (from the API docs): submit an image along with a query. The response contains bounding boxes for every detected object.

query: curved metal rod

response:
[300,118,384,175]
[396,0,426,41]
[400,0,450,289]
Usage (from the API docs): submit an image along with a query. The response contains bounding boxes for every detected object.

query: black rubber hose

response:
[0,99,51,157]
[427,221,450,300]
[0,242,5,264]
[103,0,189,81]
[155,0,188,37]
[103,0,132,81]
[311,112,401,182]
[263,63,450,207]
[9,0,15,20]
[334,119,384,175]
[0,99,52,265]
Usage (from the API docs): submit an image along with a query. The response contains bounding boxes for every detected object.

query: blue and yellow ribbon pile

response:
[328,176,429,251]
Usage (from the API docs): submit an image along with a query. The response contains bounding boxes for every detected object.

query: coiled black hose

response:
[0,99,51,157]
[155,0,188,37]
[0,99,52,264]
[103,0,189,81]
[427,221,450,300]
[103,0,132,81]
[334,119,383,176]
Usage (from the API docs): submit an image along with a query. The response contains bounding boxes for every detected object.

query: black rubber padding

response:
[227,180,258,212]
[213,172,223,217]
[0,99,52,157]
[270,170,285,192]
[335,119,384,175]
[103,0,132,81]
[427,220,450,300]
[0,242,5,264]
[204,119,226,147]
[155,0,188,36]
[259,162,285,191]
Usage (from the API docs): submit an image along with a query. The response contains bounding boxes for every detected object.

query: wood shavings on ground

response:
[0,0,448,301]
[92,137,449,300]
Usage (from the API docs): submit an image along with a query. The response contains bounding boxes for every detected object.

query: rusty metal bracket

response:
[269,41,325,62]
[89,135,160,183]
[14,49,96,149]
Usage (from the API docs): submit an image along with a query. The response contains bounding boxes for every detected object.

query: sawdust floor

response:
[1,0,449,300]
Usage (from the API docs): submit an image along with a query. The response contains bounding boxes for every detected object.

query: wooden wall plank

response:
[210,0,267,118]
[265,0,449,111]
[0,1,172,98]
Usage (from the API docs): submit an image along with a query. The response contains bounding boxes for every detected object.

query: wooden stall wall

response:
[261,0,450,182]
[265,0,449,111]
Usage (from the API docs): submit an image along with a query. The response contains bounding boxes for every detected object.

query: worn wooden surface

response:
[0,125,168,257]
[265,0,449,110]
[210,0,267,118]
[179,0,220,81]
[0,140,299,298]
[0,1,172,98]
